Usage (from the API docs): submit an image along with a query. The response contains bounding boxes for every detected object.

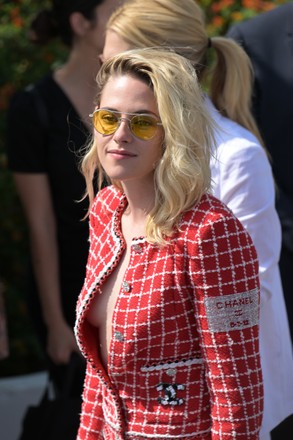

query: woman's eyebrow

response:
[100,107,159,116]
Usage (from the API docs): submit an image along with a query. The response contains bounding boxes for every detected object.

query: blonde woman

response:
[102,1,293,439]
[75,48,263,439]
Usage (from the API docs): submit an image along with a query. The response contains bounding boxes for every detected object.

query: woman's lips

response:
[107,149,137,158]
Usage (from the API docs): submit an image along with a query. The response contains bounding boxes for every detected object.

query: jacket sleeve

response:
[191,209,263,439]
[6,88,48,172]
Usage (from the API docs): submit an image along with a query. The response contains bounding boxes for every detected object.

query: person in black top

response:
[6,0,122,398]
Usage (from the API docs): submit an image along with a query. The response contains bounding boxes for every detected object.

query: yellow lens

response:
[131,115,157,140]
[94,110,118,135]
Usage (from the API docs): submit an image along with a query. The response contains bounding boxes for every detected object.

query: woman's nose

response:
[113,119,132,142]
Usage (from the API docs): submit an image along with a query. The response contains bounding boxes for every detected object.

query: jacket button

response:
[122,281,131,292]
[114,331,125,342]
[166,368,176,377]
[132,243,143,253]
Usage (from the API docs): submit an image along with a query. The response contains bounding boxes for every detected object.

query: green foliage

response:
[201,0,287,35]
[0,0,289,376]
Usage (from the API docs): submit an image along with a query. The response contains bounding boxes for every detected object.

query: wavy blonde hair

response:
[82,48,216,244]
[106,0,263,144]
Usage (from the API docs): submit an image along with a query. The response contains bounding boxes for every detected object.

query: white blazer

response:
[208,98,293,436]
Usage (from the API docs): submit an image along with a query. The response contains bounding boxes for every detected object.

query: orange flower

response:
[211,2,222,13]
[10,7,20,19]
[262,3,277,12]
[212,15,225,27]
[222,0,234,7]
[12,16,24,28]
[0,83,16,111]
[231,11,244,22]
[242,0,278,12]
[211,0,234,13]
[242,0,259,10]
[10,6,24,28]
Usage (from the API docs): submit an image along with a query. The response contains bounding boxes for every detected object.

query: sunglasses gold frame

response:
[90,109,163,140]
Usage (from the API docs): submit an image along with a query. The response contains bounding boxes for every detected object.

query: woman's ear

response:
[99,53,105,65]
[69,11,92,37]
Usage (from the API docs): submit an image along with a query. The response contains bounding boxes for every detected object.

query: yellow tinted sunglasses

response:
[90,109,163,141]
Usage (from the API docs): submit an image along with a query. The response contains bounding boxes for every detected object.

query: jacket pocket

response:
[137,357,210,427]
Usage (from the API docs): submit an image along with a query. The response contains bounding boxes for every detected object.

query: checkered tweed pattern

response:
[75,186,263,439]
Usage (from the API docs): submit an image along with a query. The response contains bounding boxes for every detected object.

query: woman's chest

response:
[86,248,130,329]
[87,247,200,364]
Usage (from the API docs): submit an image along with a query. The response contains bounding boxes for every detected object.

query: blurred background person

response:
[6,0,122,401]
[101,1,293,439]
[227,3,293,438]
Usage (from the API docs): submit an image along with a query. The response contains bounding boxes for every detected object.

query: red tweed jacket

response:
[75,186,263,440]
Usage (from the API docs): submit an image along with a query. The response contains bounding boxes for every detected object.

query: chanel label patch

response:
[204,288,259,332]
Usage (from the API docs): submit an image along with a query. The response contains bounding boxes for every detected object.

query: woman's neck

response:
[53,46,100,128]
[121,179,156,237]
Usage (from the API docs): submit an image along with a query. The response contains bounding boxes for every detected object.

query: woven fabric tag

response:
[204,288,259,332]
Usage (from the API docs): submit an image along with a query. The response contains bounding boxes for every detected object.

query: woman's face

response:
[82,1,124,54]
[102,29,133,62]
[94,74,164,187]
